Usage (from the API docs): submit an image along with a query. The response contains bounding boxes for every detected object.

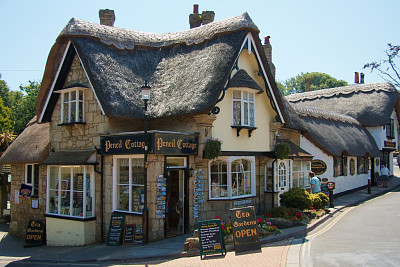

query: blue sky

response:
[0,0,399,91]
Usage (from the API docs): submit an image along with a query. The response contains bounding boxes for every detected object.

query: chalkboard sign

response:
[123,224,135,245]
[231,206,261,253]
[198,219,225,259]
[107,214,125,246]
[24,220,46,248]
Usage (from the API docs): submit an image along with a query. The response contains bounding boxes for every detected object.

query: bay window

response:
[209,157,255,200]
[113,156,145,213]
[47,165,94,218]
[232,90,255,127]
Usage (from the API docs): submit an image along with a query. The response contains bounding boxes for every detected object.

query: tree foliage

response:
[278,72,348,96]
[363,43,400,89]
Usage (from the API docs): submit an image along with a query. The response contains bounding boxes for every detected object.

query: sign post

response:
[230,206,261,254]
[198,219,225,259]
[326,182,335,208]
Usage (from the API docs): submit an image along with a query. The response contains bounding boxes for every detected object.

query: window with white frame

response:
[25,164,39,198]
[292,160,311,189]
[209,157,255,200]
[47,165,94,218]
[232,90,255,127]
[60,89,85,124]
[113,156,145,213]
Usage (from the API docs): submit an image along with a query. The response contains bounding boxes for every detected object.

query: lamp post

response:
[141,80,151,245]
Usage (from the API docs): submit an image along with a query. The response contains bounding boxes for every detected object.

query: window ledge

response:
[231,125,257,137]
[45,214,96,222]
[113,210,143,216]
[57,122,86,126]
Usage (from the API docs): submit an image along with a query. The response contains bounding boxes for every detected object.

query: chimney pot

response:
[193,4,199,14]
[354,72,359,84]
[264,36,271,45]
[99,9,115,27]
[360,73,365,84]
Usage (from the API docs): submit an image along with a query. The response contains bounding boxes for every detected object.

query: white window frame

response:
[112,155,145,214]
[208,156,256,200]
[290,160,311,189]
[46,165,95,218]
[59,87,86,124]
[232,89,256,127]
[25,164,38,197]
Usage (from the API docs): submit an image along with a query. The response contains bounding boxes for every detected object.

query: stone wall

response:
[9,164,47,238]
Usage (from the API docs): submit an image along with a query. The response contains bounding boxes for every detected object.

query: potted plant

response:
[204,138,222,160]
[275,142,290,160]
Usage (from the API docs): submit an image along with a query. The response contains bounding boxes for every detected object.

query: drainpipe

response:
[271,158,277,208]
[100,154,104,242]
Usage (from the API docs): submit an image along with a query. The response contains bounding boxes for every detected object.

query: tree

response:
[10,81,40,134]
[363,43,400,89]
[278,72,348,96]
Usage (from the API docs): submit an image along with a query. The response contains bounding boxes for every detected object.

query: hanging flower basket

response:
[275,142,290,160]
[204,138,222,160]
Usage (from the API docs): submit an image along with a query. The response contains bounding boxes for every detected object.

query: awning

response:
[282,140,313,159]
[42,150,98,165]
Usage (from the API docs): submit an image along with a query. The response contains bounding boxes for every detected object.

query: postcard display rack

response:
[193,169,205,219]
[156,175,167,219]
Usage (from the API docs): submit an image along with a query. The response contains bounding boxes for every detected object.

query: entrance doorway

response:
[165,157,188,238]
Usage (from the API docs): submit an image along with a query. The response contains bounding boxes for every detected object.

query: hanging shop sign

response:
[384,141,396,148]
[311,160,327,175]
[100,132,198,155]
[20,184,33,198]
[230,206,261,254]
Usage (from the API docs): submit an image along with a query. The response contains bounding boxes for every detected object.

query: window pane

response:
[70,91,76,101]
[210,161,228,198]
[131,185,144,212]
[249,93,254,101]
[49,166,58,189]
[132,164,144,185]
[249,102,255,126]
[70,102,76,122]
[118,158,129,184]
[244,102,249,125]
[118,185,129,211]
[63,92,69,102]
[233,90,241,99]
[233,101,241,125]
[63,102,69,123]
[78,101,84,121]
[243,91,248,100]
[73,166,84,191]
[85,171,93,217]
[72,191,84,217]
[60,190,71,216]
[79,90,84,100]
[231,159,252,197]
[48,190,58,214]
[26,165,32,184]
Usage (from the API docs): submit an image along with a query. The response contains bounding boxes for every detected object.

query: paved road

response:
[294,188,400,267]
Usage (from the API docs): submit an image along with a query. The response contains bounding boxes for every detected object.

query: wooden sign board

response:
[231,206,261,253]
[123,224,135,245]
[198,219,226,259]
[24,220,46,248]
[106,214,125,246]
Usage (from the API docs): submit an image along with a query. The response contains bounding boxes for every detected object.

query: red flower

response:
[272,225,277,228]
[264,212,267,217]
[257,218,263,223]
[292,217,296,220]
[221,224,225,230]
[268,214,272,217]
[296,212,302,218]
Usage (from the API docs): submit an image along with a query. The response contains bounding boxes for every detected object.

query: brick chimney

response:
[305,75,312,92]
[360,73,365,84]
[99,9,115,27]
[189,5,215,28]
[262,36,276,78]
[354,72,359,84]
[189,4,201,28]
[201,11,215,25]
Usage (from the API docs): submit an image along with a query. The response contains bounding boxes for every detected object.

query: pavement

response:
[1,173,400,266]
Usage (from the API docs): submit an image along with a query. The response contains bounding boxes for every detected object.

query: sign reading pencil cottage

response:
[100,132,198,155]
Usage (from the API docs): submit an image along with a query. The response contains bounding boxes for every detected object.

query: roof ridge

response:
[286,82,396,102]
[59,13,259,50]
[292,104,361,125]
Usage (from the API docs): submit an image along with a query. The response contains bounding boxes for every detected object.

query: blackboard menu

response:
[24,220,46,248]
[107,214,125,246]
[231,206,261,253]
[123,224,135,245]
[198,219,225,259]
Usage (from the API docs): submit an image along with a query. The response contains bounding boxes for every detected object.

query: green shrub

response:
[310,192,329,209]
[279,187,312,210]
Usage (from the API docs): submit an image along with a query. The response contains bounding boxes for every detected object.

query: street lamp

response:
[141,80,151,245]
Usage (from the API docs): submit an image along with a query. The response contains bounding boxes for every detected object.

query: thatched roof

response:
[292,105,380,157]
[286,82,400,127]
[229,69,263,92]
[37,13,288,122]
[0,117,49,164]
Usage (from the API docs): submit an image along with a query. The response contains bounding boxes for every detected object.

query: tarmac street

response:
[1,166,400,266]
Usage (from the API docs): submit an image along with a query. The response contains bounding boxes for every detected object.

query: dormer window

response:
[232,90,255,127]
[59,88,85,124]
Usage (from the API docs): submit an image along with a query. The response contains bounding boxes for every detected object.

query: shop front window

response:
[292,160,311,189]
[113,156,145,213]
[209,157,255,199]
[47,165,94,218]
